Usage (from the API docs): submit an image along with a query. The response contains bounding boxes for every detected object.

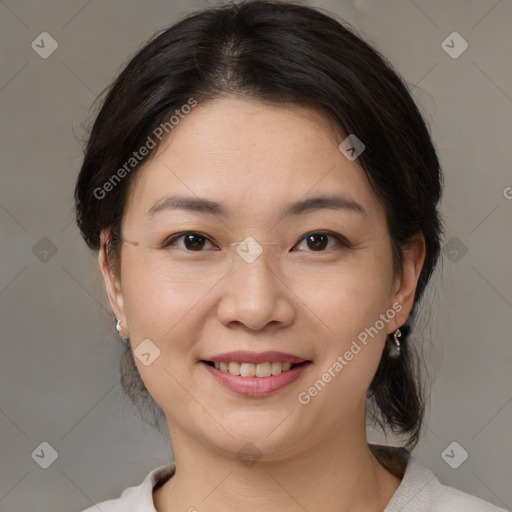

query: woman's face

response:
[100,97,423,460]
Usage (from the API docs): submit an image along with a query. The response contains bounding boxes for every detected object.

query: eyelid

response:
[295,231,352,250]
[160,231,218,249]
[161,230,351,250]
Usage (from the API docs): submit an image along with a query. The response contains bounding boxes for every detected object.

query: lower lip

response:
[201,361,311,397]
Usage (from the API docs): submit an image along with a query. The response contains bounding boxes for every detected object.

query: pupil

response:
[307,233,327,251]
[184,233,206,250]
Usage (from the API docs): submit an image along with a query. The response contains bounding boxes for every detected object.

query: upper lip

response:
[202,351,309,364]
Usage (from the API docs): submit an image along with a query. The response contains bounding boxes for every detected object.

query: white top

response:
[81,454,509,511]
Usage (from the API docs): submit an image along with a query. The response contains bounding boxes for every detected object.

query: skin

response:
[99,97,425,512]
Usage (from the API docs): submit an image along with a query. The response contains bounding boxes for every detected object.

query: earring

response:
[115,318,130,345]
[389,328,401,358]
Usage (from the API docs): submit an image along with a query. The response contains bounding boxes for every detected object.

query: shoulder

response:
[430,481,509,511]
[377,446,508,512]
[80,462,176,512]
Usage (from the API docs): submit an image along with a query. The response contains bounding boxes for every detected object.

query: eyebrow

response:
[147,194,366,219]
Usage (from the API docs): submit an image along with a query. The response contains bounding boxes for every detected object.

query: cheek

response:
[119,250,209,353]
[296,245,395,336]
[295,247,394,401]
[121,272,209,416]
[124,279,206,345]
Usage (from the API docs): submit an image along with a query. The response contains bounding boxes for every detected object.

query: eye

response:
[161,232,217,251]
[293,231,350,252]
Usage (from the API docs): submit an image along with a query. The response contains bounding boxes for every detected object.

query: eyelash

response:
[160,231,352,252]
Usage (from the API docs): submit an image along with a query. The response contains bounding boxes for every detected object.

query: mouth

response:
[199,358,312,397]
[200,360,308,377]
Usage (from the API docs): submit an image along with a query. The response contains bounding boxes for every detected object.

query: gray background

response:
[1,0,511,510]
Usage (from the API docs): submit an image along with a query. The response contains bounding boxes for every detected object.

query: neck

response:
[154,424,404,512]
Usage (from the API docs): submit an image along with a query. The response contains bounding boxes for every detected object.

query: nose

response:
[216,247,296,331]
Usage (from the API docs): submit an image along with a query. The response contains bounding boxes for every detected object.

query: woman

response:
[75,1,507,510]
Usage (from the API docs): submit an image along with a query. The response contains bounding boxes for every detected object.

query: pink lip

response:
[203,350,307,364]
[200,361,312,397]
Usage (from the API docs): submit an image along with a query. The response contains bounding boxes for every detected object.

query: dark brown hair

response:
[75,0,444,453]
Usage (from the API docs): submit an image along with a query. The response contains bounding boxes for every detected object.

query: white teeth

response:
[228,362,241,375]
[212,361,296,377]
[256,362,271,377]
[240,363,255,377]
[271,361,282,375]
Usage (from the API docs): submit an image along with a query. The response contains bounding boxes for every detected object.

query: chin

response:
[196,413,310,462]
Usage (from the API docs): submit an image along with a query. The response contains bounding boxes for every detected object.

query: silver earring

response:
[115,318,130,345]
[390,328,401,357]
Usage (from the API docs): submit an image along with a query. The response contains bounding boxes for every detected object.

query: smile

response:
[207,361,294,377]
[200,360,312,397]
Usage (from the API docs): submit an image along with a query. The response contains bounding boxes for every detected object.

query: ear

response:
[98,228,128,336]
[388,233,426,333]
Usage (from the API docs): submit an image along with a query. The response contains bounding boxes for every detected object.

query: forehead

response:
[123,97,385,227]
